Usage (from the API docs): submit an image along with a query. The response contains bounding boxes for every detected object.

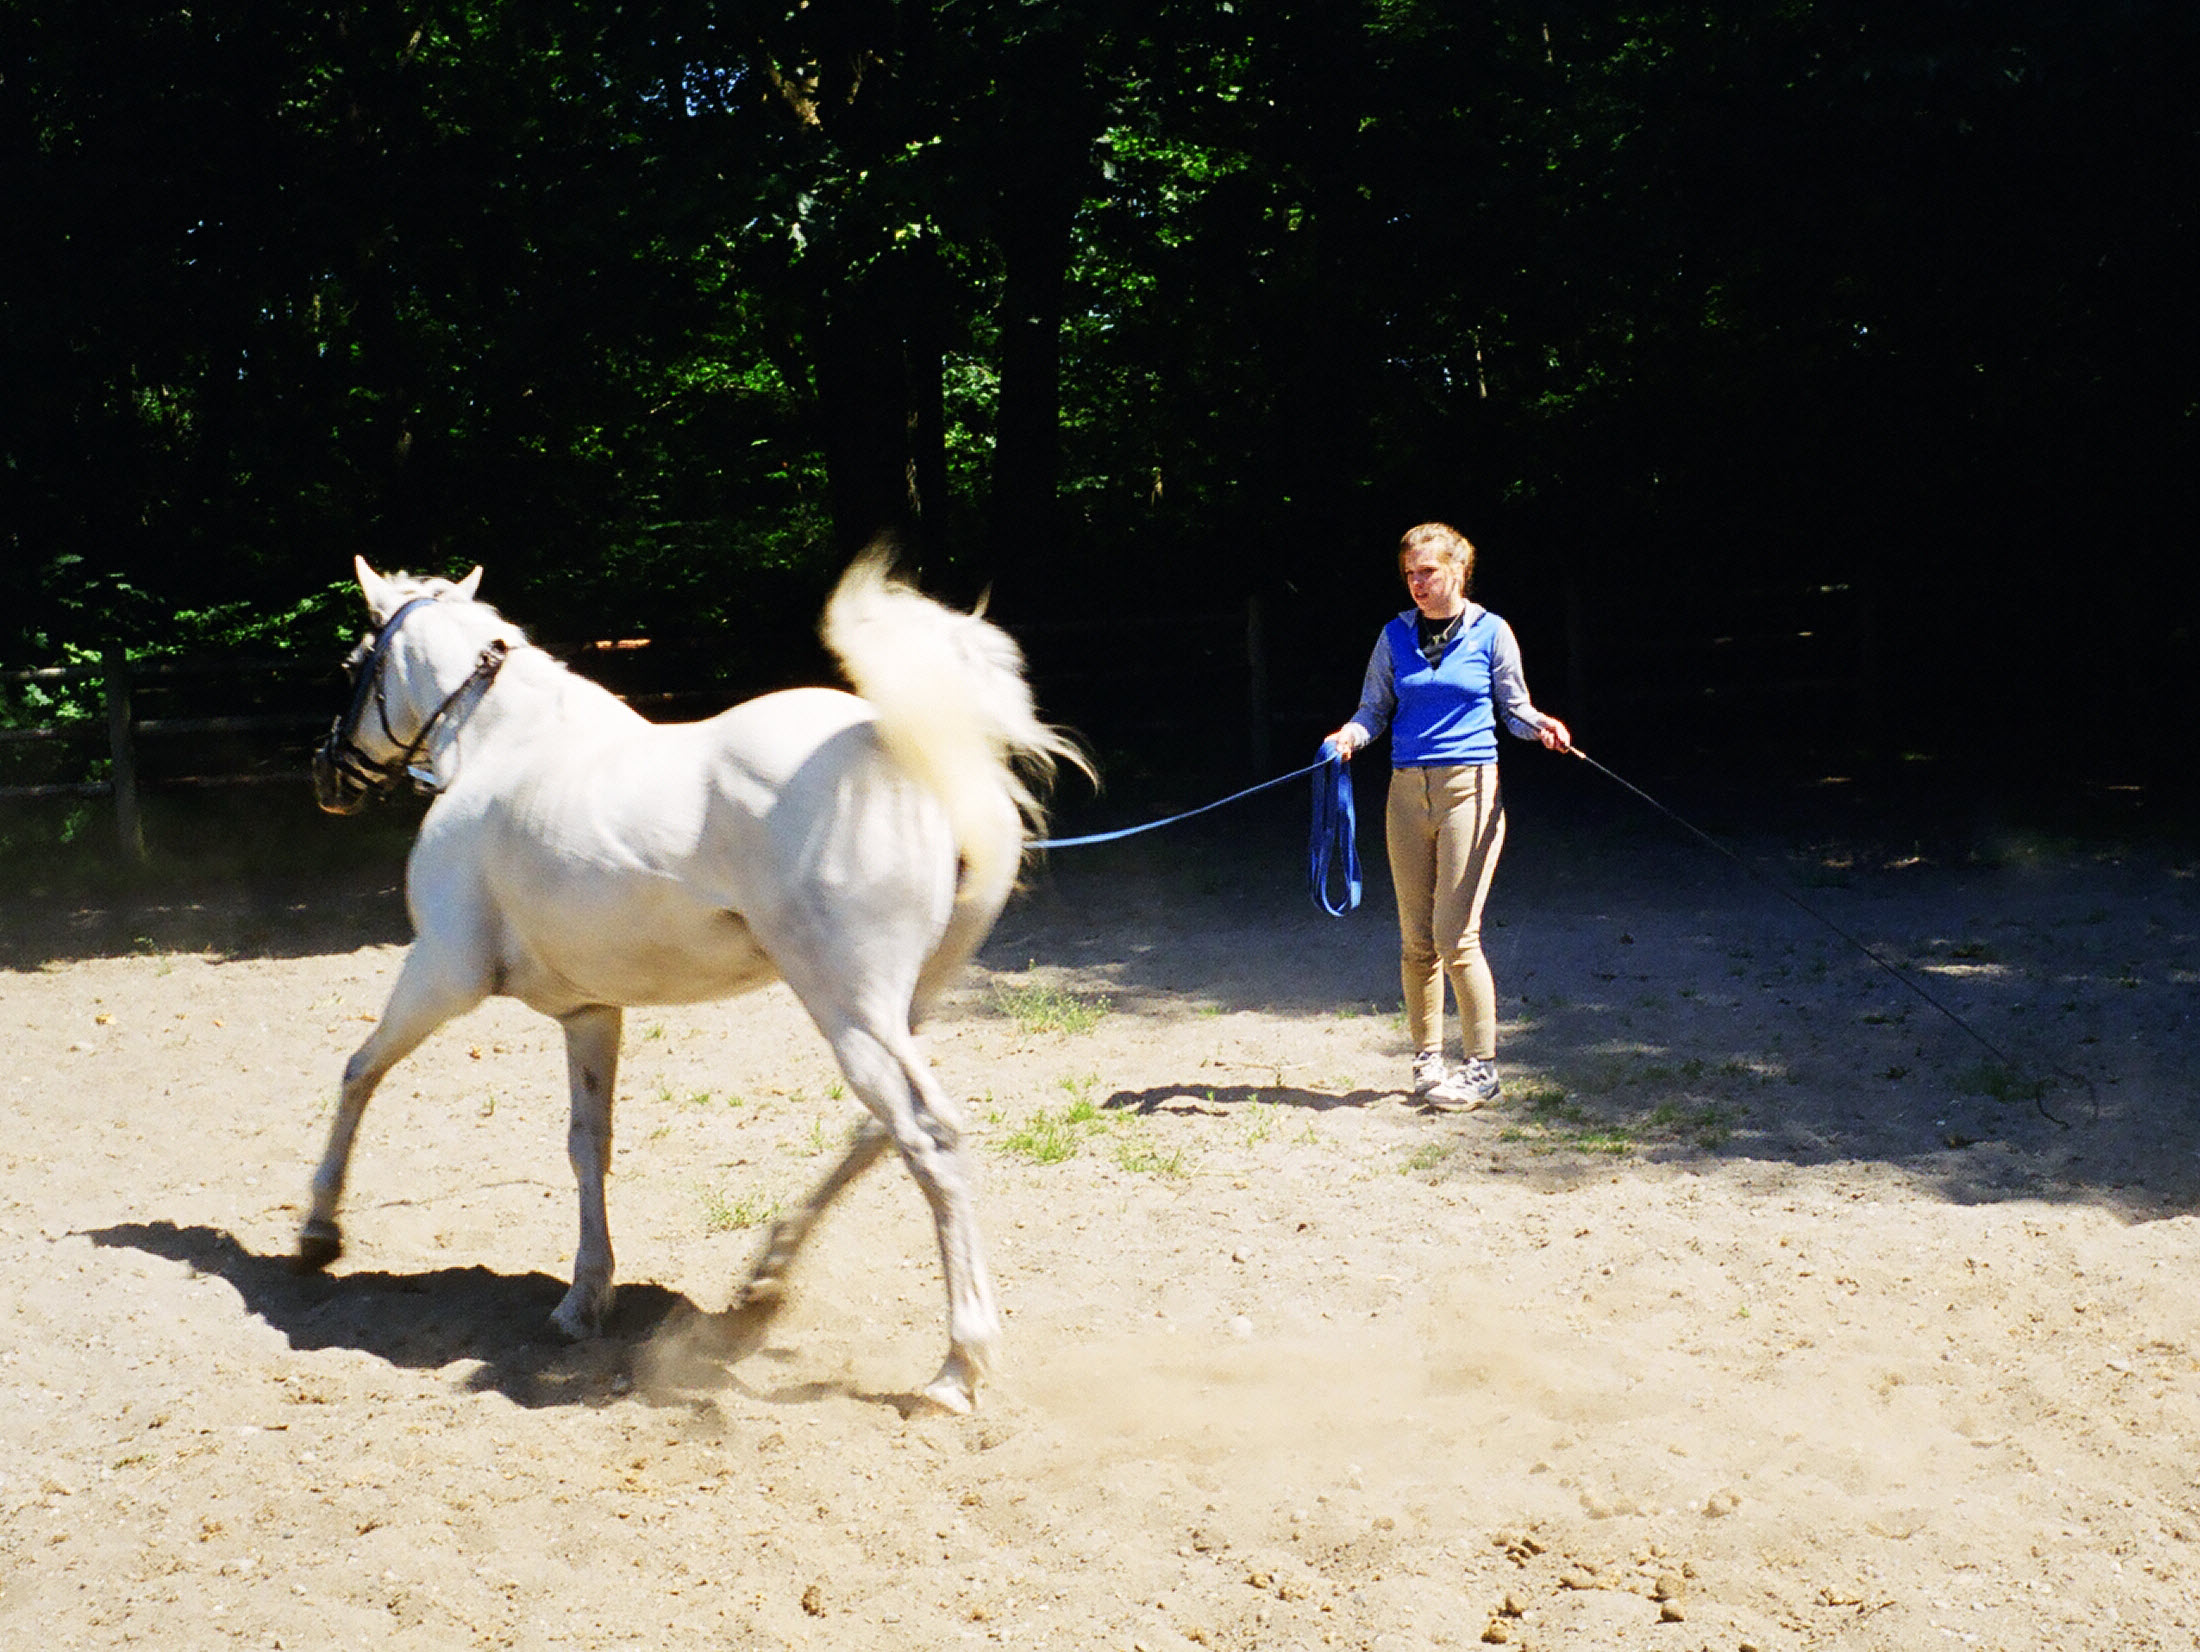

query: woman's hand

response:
[1537,717,1573,753]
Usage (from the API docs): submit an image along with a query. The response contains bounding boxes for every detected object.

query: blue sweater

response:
[1344,604,1547,767]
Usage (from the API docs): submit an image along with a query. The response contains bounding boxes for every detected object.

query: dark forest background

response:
[4,0,2196,840]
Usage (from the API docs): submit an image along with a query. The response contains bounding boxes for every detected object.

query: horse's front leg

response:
[300,946,485,1270]
[551,1004,623,1340]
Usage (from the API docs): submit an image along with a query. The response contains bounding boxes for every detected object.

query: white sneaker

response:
[1427,1058,1501,1111]
[1410,1050,1447,1096]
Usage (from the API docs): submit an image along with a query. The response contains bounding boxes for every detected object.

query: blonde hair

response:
[1398,522,1476,591]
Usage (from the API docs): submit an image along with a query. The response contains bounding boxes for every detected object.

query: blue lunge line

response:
[1309,744,1361,916]
[1030,756,1329,848]
[1031,748,1363,916]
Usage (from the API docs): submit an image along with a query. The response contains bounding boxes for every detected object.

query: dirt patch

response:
[5,799,2198,1650]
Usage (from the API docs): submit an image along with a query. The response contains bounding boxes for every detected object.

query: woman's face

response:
[1401,547,1467,619]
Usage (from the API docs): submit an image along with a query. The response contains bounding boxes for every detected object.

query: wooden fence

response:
[0,649,329,860]
[0,603,1287,863]
[0,585,1870,862]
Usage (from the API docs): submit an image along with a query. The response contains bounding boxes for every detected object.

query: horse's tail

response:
[823,551,1091,1008]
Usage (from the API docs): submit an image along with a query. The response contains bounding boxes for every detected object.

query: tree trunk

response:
[983,27,1104,611]
[815,270,922,558]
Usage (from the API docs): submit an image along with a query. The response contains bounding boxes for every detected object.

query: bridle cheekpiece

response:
[315,596,512,811]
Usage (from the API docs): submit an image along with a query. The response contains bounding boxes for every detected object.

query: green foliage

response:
[2,0,2192,781]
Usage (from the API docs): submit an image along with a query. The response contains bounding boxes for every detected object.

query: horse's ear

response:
[354,556,398,618]
[451,566,484,602]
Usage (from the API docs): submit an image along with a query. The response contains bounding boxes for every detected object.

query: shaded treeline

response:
[2,1,2194,789]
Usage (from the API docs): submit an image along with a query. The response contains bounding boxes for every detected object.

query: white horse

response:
[303,554,1082,1412]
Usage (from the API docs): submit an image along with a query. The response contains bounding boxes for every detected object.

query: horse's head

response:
[313,557,494,814]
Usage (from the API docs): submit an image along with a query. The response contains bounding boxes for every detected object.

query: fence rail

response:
[0,603,1283,862]
[0,647,331,858]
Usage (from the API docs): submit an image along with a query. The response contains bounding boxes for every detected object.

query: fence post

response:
[1245,594,1271,775]
[103,645,145,862]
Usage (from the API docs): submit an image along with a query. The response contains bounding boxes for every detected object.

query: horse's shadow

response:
[1105,1080,1396,1115]
[84,1220,793,1410]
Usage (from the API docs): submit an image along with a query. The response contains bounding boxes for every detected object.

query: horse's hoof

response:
[549,1283,615,1343]
[920,1349,984,1414]
[295,1221,343,1273]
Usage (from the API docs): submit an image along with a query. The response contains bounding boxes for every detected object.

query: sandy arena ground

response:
[3,783,2198,1651]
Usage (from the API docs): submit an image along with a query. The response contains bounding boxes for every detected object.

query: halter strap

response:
[320,599,512,801]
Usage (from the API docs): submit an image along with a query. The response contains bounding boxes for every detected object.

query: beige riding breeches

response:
[1384,762,1507,1060]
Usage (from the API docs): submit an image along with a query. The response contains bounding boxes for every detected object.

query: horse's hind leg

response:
[823,1019,999,1413]
[550,1004,622,1340]
[300,945,485,1269]
[738,1116,893,1313]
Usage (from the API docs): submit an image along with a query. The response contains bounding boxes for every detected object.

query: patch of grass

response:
[996,1104,1105,1165]
[1057,1071,1101,1108]
[1682,1105,1736,1148]
[1402,1139,1458,1175]
[1512,1080,1572,1113]
[1958,1061,2048,1105]
[1498,1079,1739,1156]
[701,1186,779,1232]
[1241,1100,1277,1148]
[1111,1130,1188,1176]
[992,977,1112,1036]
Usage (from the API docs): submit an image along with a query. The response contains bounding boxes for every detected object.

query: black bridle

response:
[317,596,512,806]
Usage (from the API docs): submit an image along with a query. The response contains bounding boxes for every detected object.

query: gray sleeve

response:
[1489,617,1553,741]
[1344,629,1397,745]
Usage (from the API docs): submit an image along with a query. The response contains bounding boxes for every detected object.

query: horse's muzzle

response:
[311,741,372,815]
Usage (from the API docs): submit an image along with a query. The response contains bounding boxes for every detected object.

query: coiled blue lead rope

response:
[1309,743,1361,915]
[1030,747,1362,915]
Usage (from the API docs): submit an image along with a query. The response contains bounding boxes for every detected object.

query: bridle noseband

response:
[318,596,512,804]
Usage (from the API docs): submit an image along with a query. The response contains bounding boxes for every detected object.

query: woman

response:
[1325,522,1570,1109]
